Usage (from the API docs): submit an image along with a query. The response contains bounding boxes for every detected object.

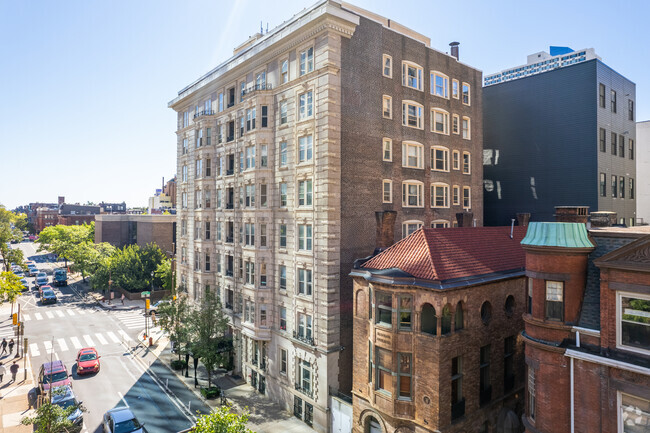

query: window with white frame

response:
[463,152,471,174]
[260,145,267,167]
[463,186,471,209]
[617,291,650,355]
[453,185,460,205]
[281,60,289,84]
[259,224,267,246]
[619,392,650,432]
[279,141,288,167]
[299,135,313,162]
[245,184,255,207]
[245,261,255,285]
[298,180,313,206]
[182,165,188,182]
[452,79,459,99]
[297,268,312,296]
[431,108,449,134]
[402,181,424,208]
[431,71,449,98]
[431,183,449,208]
[462,82,470,105]
[195,159,203,177]
[280,100,288,125]
[297,314,313,342]
[246,108,256,131]
[279,183,288,207]
[402,101,423,129]
[382,54,392,78]
[431,220,449,228]
[545,281,564,321]
[452,150,460,170]
[298,224,312,251]
[383,180,392,203]
[244,223,255,246]
[279,265,287,291]
[279,224,287,248]
[431,146,449,172]
[383,138,392,161]
[280,348,288,373]
[402,141,424,169]
[402,220,423,238]
[452,114,459,134]
[299,47,314,76]
[383,95,392,119]
[182,138,188,154]
[245,146,255,169]
[462,116,471,139]
[181,192,187,209]
[298,91,313,120]
[195,190,202,209]
[402,61,423,91]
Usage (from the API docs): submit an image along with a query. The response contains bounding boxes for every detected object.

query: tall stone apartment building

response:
[168,1,482,431]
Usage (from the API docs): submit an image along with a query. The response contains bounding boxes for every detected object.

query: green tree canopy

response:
[37,223,94,266]
[157,295,192,360]
[191,290,230,389]
[0,271,23,305]
[0,205,26,271]
[192,406,253,433]
[69,242,116,282]
[21,388,84,433]
[109,243,166,292]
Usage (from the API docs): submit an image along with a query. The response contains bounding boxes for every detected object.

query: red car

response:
[76,347,100,375]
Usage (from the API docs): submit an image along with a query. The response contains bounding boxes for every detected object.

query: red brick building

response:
[351,225,528,433]
[520,222,650,433]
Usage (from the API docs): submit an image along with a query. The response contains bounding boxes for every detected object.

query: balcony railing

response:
[193,109,215,119]
[225,204,234,210]
[225,302,233,310]
[295,383,313,399]
[226,135,234,142]
[260,360,266,371]
[451,398,465,421]
[226,270,233,277]
[227,101,235,108]
[226,169,234,176]
[242,83,273,97]
[226,236,234,243]
[479,385,492,406]
[293,331,315,346]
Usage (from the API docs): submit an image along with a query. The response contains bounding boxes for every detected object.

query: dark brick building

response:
[95,214,176,254]
[520,221,650,432]
[351,225,526,433]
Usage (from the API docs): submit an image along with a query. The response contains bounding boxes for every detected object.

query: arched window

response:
[481,301,492,325]
[455,301,464,331]
[366,416,382,433]
[441,304,452,334]
[421,303,437,335]
[505,295,515,317]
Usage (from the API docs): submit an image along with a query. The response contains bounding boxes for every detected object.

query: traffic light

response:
[145,299,150,310]
[12,313,17,325]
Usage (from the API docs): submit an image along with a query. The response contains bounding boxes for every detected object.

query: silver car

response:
[35,272,49,288]
[102,407,146,433]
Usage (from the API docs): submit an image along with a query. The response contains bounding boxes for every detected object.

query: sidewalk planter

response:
[200,387,220,399]
[171,360,187,371]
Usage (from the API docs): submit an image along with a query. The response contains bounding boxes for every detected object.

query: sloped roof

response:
[593,234,650,272]
[361,226,527,282]
[521,222,594,249]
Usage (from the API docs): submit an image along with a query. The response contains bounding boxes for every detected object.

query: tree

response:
[69,242,116,282]
[0,272,24,316]
[0,206,25,271]
[154,259,173,292]
[191,290,230,390]
[36,223,94,267]
[21,388,83,433]
[157,295,192,361]
[192,406,253,433]
[109,243,166,292]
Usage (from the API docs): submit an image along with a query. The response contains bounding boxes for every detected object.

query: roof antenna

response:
[510,219,515,239]
[266,23,269,33]
[260,21,263,34]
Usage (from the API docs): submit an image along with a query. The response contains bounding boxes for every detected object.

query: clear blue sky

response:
[1,0,648,209]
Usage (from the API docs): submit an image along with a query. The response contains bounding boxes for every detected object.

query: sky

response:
[1,0,649,210]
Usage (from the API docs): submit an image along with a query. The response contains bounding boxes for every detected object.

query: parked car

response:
[19,278,29,291]
[148,300,169,315]
[28,267,39,277]
[76,348,100,375]
[14,270,25,278]
[38,284,52,297]
[51,385,83,429]
[35,273,49,288]
[41,288,57,305]
[38,360,71,394]
[102,408,146,433]
[53,269,68,287]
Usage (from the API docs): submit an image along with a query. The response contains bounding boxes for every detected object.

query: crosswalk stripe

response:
[83,335,94,347]
[57,338,69,352]
[45,312,54,319]
[118,330,132,342]
[44,340,53,354]
[56,311,65,318]
[35,313,43,321]
[23,314,30,321]
[77,309,86,315]
[95,333,108,345]
[106,332,120,343]
[66,310,76,316]
[70,337,82,349]
[30,343,40,357]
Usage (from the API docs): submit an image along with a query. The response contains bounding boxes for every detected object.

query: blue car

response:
[51,385,83,429]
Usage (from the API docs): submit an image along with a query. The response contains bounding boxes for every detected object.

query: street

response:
[2,241,210,432]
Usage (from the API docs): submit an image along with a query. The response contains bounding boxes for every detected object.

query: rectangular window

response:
[504,336,515,392]
[218,93,224,112]
[402,101,423,129]
[376,347,392,394]
[452,114,459,134]
[599,128,606,152]
[205,221,210,240]
[431,71,449,98]
[245,146,255,170]
[259,224,267,247]
[298,180,313,206]
[452,79,459,99]
[431,147,449,171]
[298,268,312,296]
[280,141,288,167]
[260,184,267,207]
[205,253,210,272]
[383,138,392,161]
[545,281,564,321]
[453,185,460,205]
[629,139,634,160]
[246,108,256,131]
[431,109,449,134]
[216,221,221,241]
[462,116,471,139]
[205,159,211,177]
[431,183,449,208]
[612,132,617,155]
[280,183,288,207]
[299,47,314,76]
[196,159,203,178]
[383,95,392,119]
[244,223,255,246]
[463,152,471,174]
[528,367,536,420]
[398,353,412,399]
[297,314,312,342]
[620,176,625,199]
[612,175,618,198]
[298,135,313,162]
[401,61,423,91]
[402,142,424,169]
[382,54,392,78]
[382,180,392,203]
[402,221,422,238]
[260,145,268,168]
[628,99,634,121]
[452,150,460,170]
[402,182,424,207]
[480,345,491,405]
[463,186,471,209]
[462,82,470,105]
[398,296,411,331]
[206,128,211,146]
[204,189,211,208]
[619,393,650,432]
[376,292,392,326]
[298,224,312,251]
[298,91,313,120]
[600,173,607,197]
[245,184,255,207]
[280,349,287,374]
[281,60,289,84]
[279,265,287,291]
[279,224,287,248]
[451,356,464,419]
[630,178,634,199]
[181,219,187,236]
[620,135,625,158]
[261,105,268,127]
[599,83,606,108]
[611,89,617,113]
[182,165,187,182]
[280,101,288,125]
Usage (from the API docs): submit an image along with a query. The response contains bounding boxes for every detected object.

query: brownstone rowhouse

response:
[351,227,524,433]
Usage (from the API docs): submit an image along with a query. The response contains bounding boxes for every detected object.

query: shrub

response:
[171,359,187,371]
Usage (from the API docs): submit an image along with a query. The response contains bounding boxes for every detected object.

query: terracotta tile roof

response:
[362,226,527,281]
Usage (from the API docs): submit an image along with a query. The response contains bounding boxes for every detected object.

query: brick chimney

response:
[554,206,589,224]
[375,211,397,249]
[456,212,474,228]
[58,196,65,206]
[517,213,531,227]
[590,211,617,227]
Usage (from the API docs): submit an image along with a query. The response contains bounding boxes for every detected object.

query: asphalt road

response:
[4,241,209,433]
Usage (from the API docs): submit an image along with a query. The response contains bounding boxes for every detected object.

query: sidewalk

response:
[69,278,144,311]
[143,331,308,433]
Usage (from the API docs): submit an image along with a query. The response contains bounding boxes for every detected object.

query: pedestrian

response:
[8,339,14,354]
[0,362,5,382]
[9,361,18,382]
[0,338,6,356]
[121,293,125,305]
